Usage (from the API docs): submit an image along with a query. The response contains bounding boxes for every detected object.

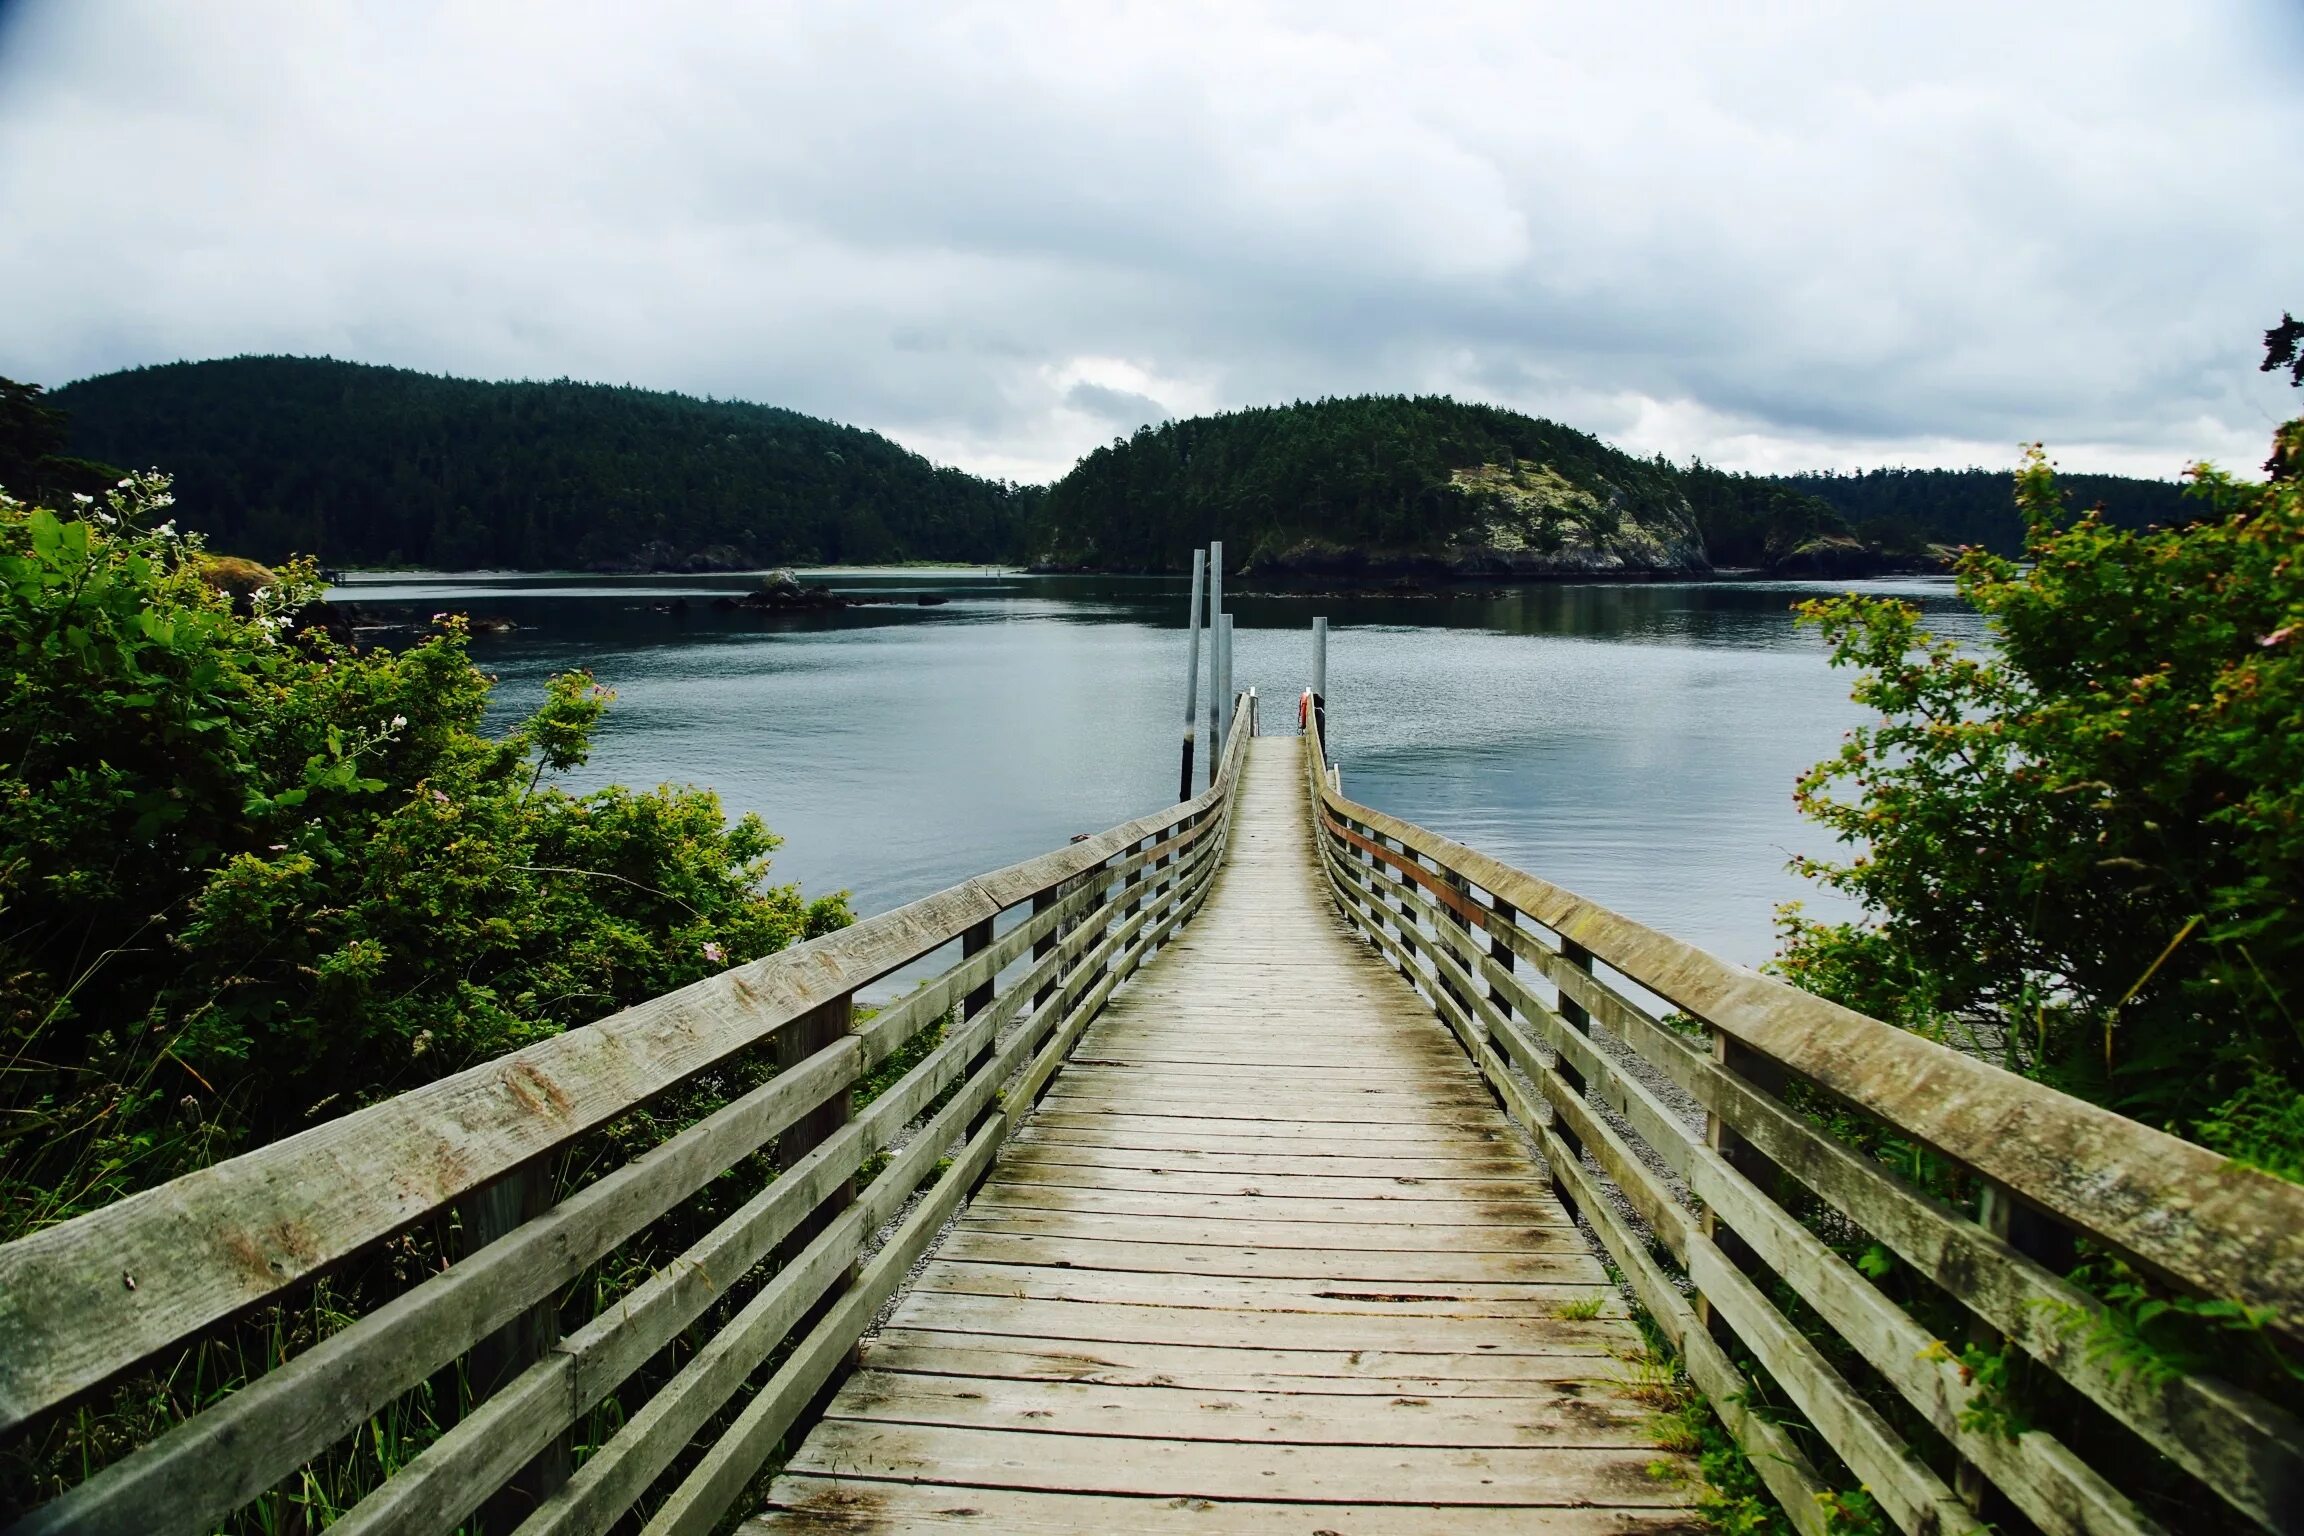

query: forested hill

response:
[1033,395,2198,574]
[1773,466,2193,555]
[50,357,1034,569]
[40,360,2197,574]
[1034,396,1707,574]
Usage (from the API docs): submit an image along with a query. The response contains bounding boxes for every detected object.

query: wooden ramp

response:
[752,738,1697,1533]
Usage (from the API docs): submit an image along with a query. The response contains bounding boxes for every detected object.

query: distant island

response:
[36,356,2194,577]
[47,356,1038,572]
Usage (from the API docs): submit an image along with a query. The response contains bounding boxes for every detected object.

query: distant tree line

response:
[48,356,1038,569]
[24,359,2198,574]
[1773,465,2194,557]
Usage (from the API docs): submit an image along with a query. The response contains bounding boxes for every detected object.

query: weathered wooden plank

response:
[909,1260,1618,1317]
[825,1373,1661,1446]
[780,1422,1691,1508]
[968,1184,1573,1227]
[638,1091,1015,1536]
[753,1478,1709,1534]
[857,1331,1632,1393]
[1364,853,1699,1177]
[1362,875,1700,1266]
[1687,1237,1986,1536]
[1023,1109,1505,1144]
[957,1206,1588,1253]
[987,1163,1541,1203]
[882,1291,1631,1356]
[324,982,1036,1536]
[934,1229,1607,1284]
[1003,1142,1529,1178]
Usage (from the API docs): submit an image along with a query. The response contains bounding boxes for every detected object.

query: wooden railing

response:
[1303,713,2304,1536]
[0,695,1258,1536]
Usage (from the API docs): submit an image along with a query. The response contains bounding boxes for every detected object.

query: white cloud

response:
[0,0,2296,480]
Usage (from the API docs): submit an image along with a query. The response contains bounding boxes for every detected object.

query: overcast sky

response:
[2,1,2298,483]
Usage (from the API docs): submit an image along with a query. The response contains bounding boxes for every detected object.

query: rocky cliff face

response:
[1444,460,1707,573]
[1240,459,1706,579]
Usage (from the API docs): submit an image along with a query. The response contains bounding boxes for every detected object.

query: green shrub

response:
[0,474,848,1238]
[1776,417,2304,1166]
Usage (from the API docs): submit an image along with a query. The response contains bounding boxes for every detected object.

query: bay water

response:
[333,570,1982,991]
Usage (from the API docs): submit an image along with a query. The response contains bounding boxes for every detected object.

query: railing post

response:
[776,989,856,1243]
[1697,1031,1788,1343]
[1383,836,1414,975]
[1487,898,1517,1021]
[1310,615,1327,742]
[1438,865,1476,1028]
[1551,940,1595,1172]
[1205,540,1224,773]
[961,918,995,1021]
[961,917,997,1137]
[775,989,858,1376]
[1179,550,1204,801]
[1217,614,1235,752]
[1031,886,1061,1010]
[1954,1181,2077,1517]
[458,1160,571,1526]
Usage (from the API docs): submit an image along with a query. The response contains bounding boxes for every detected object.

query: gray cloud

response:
[1,0,2298,482]
[1065,381,1172,432]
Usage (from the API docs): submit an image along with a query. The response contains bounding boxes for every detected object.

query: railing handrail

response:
[1302,708,2304,1536]
[1304,712,2304,1332]
[0,692,1258,1536]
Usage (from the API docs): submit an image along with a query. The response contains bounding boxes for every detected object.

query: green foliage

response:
[2033,1251,2300,1395]
[46,357,1034,569]
[0,473,850,1238]
[2264,312,2304,390]
[1917,1337,2030,1439]
[1638,1359,1797,1536]
[1679,462,1854,569]
[1033,394,1698,571]
[1774,427,2304,1151]
[0,377,127,506]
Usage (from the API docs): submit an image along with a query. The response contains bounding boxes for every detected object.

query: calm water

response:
[332,570,1983,984]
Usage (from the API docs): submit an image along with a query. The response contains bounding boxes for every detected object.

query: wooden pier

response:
[4,689,2302,1536]
[755,739,1691,1532]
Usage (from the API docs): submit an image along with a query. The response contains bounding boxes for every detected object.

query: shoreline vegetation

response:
[34,356,2193,581]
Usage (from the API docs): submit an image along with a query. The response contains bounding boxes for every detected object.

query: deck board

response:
[750,737,1692,1533]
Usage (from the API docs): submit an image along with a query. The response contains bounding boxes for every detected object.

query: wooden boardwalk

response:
[753,738,1696,1533]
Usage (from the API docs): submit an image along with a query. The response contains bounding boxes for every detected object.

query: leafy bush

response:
[1775,413,2304,1165]
[0,474,848,1238]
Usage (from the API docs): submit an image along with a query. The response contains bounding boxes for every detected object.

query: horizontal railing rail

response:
[1304,711,2304,1536]
[0,692,1258,1536]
